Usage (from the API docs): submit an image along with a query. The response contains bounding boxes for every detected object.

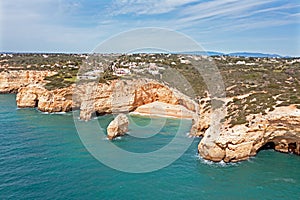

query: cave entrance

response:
[258,142,275,151]
[34,99,39,108]
[95,111,105,117]
[288,142,297,153]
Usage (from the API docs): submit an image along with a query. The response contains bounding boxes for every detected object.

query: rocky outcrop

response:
[17,84,74,112]
[190,97,212,137]
[76,80,197,121]
[0,70,56,93]
[37,87,74,113]
[107,114,129,140]
[17,84,47,108]
[16,79,197,120]
[198,105,300,162]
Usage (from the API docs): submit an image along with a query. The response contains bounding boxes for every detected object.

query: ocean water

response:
[1,94,300,200]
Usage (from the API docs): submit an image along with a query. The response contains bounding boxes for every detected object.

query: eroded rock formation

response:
[17,84,74,112]
[0,70,56,93]
[16,79,197,120]
[107,114,129,140]
[75,80,197,121]
[197,104,300,162]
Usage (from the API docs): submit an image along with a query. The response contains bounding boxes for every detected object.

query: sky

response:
[0,0,299,56]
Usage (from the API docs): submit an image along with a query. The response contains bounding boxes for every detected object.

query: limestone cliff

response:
[16,79,197,120]
[0,70,56,93]
[76,79,197,121]
[17,84,74,112]
[196,100,300,162]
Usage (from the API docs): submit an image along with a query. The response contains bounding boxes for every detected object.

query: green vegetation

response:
[98,71,119,84]
[44,68,79,90]
[216,57,300,126]
[111,53,208,97]
[0,53,84,71]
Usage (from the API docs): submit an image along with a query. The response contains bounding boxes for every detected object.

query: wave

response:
[273,178,296,183]
[40,111,72,115]
[195,154,239,167]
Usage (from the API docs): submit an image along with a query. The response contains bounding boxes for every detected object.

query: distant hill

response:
[180,51,284,58]
[180,51,225,56]
[227,52,283,58]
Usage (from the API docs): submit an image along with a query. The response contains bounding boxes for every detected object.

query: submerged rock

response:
[107,114,129,140]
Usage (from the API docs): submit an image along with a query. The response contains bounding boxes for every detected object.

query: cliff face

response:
[197,103,300,162]
[76,80,197,120]
[0,70,56,93]
[16,79,197,120]
[17,84,74,112]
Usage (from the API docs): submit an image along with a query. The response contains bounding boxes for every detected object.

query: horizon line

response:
[1,50,299,58]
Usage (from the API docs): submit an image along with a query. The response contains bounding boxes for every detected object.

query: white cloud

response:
[178,0,275,23]
[108,0,300,34]
[169,0,300,34]
[180,0,239,16]
[110,0,199,15]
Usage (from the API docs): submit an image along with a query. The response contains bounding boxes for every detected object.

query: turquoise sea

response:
[1,94,300,200]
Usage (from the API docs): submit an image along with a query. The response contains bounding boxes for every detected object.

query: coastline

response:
[1,53,300,163]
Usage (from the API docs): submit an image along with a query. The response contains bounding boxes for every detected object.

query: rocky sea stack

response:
[107,114,129,140]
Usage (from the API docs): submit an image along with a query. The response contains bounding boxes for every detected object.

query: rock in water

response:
[107,114,129,140]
